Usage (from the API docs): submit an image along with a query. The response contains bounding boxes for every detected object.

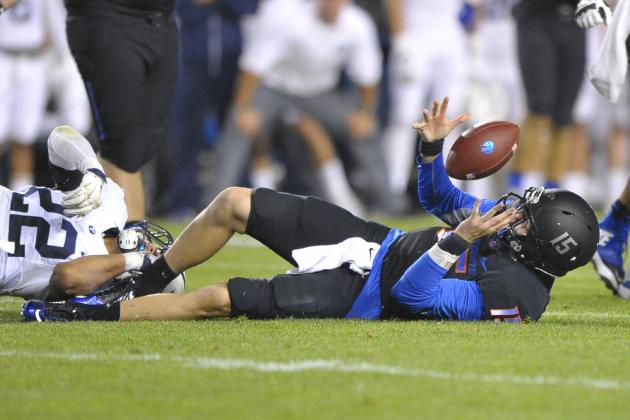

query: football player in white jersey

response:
[0,126,171,302]
[383,0,469,199]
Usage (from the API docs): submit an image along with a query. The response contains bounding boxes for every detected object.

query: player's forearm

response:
[358,84,378,114]
[386,0,405,35]
[391,252,446,311]
[233,70,261,109]
[48,255,126,298]
[417,157,464,221]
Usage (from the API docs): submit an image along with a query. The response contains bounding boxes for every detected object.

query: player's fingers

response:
[439,96,449,116]
[422,109,431,122]
[488,208,518,231]
[450,112,470,127]
[62,192,87,207]
[431,99,439,117]
[412,122,424,130]
[471,199,481,217]
[81,184,97,198]
[482,202,505,220]
[62,188,81,200]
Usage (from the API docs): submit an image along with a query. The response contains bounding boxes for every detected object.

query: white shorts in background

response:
[0,51,48,145]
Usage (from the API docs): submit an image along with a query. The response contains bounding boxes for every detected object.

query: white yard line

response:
[0,350,628,391]
[545,311,630,321]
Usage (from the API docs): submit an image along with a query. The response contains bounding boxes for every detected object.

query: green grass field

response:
[1,215,630,419]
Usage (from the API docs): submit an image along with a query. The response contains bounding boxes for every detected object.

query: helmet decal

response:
[549,232,578,255]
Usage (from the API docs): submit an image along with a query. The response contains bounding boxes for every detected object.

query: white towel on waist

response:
[589,0,630,102]
[288,237,381,276]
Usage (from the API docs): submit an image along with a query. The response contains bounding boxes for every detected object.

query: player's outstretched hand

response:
[412,97,469,142]
[455,200,520,243]
[62,169,106,216]
[575,0,611,29]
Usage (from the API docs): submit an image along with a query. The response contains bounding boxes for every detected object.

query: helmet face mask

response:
[143,221,175,253]
[115,221,175,254]
[497,187,599,277]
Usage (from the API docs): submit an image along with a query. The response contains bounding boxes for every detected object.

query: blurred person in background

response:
[509,0,586,192]
[41,2,91,137]
[569,24,629,204]
[382,0,469,202]
[248,110,367,215]
[574,0,630,298]
[465,0,525,198]
[205,0,400,214]
[0,0,68,191]
[0,0,20,13]
[167,0,260,220]
[64,0,178,225]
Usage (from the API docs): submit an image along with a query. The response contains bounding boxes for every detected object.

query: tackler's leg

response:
[163,187,253,273]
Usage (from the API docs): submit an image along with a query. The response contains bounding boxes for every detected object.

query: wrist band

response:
[438,232,470,255]
[123,252,144,271]
[420,137,445,156]
[427,233,469,270]
[87,168,107,182]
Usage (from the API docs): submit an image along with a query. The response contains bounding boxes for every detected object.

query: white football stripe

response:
[0,350,628,391]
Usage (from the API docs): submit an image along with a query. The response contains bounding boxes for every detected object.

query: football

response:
[445,121,520,180]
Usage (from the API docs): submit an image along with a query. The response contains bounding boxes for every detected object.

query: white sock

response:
[561,171,589,198]
[608,168,629,208]
[466,177,495,200]
[9,174,34,191]
[318,159,364,215]
[250,167,277,190]
[382,124,416,194]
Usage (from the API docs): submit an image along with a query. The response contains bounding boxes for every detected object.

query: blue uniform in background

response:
[169,0,259,215]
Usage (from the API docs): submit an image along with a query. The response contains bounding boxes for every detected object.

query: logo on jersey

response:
[89,225,96,234]
[550,232,578,255]
[481,140,495,155]
[490,306,521,323]
[598,229,613,247]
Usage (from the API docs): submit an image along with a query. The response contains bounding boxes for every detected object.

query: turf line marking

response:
[0,350,628,391]
[545,311,630,320]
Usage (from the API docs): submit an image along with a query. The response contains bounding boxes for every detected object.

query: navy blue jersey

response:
[352,155,554,322]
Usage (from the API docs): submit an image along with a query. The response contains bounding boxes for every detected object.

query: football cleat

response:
[90,279,135,304]
[22,300,90,322]
[591,224,627,294]
[618,280,630,299]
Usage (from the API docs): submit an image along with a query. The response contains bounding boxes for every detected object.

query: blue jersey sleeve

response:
[417,155,498,227]
[390,252,485,321]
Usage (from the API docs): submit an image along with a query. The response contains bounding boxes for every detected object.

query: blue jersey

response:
[347,155,551,322]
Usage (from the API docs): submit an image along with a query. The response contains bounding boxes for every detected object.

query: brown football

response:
[445,121,520,180]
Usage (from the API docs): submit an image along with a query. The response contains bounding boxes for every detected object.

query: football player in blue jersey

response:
[24,98,599,323]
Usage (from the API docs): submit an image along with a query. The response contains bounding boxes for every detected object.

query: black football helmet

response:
[497,187,599,277]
